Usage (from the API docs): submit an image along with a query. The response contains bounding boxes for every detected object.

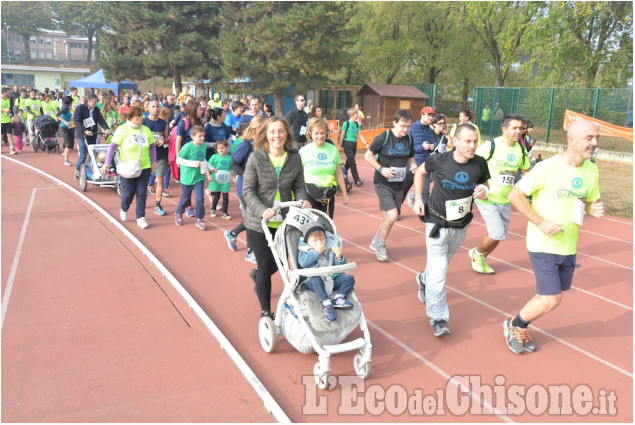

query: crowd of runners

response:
[1,84,605,355]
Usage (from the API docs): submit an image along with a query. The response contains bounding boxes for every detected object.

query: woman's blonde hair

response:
[243,115,267,141]
[253,116,296,152]
[306,117,328,141]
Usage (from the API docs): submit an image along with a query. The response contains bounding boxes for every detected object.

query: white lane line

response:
[339,204,633,310]
[368,321,515,423]
[0,156,291,424]
[1,188,36,330]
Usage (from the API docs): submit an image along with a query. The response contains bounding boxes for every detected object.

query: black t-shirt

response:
[424,151,490,226]
[143,117,168,160]
[369,130,415,187]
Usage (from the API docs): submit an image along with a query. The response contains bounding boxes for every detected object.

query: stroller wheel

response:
[32,140,38,152]
[354,354,371,380]
[79,163,88,192]
[313,362,331,390]
[116,175,124,197]
[258,315,278,353]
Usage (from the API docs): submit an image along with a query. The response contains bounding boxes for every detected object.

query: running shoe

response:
[174,213,183,226]
[224,231,238,251]
[120,209,127,222]
[245,250,257,264]
[63,160,72,166]
[432,320,450,337]
[154,205,167,216]
[185,206,195,217]
[210,210,217,218]
[323,302,336,322]
[370,242,388,262]
[162,188,171,197]
[522,327,537,352]
[222,213,232,220]
[260,310,275,320]
[196,219,207,230]
[148,185,156,195]
[74,169,80,180]
[469,248,495,274]
[9,149,16,155]
[503,317,526,354]
[137,217,149,229]
[355,179,364,187]
[416,272,426,303]
[333,296,353,310]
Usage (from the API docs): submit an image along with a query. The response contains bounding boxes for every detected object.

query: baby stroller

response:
[78,143,123,197]
[259,201,372,390]
[33,115,60,154]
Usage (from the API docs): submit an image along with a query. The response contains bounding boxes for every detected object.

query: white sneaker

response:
[120,209,127,222]
[137,217,149,229]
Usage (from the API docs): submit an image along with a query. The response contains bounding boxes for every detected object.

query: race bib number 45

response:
[445,196,472,221]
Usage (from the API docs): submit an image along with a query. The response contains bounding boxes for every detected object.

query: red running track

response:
[1,147,632,422]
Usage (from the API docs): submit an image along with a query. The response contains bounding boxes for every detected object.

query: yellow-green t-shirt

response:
[112,123,155,170]
[475,137,531,205]
[1,98,11,124]
[267,152,288,229]
[515,155,600,255]
[42,100,58,119]
[24,98,42,120]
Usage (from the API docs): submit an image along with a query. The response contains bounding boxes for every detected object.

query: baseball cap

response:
[421,106,436,115]
[214,93,220,99]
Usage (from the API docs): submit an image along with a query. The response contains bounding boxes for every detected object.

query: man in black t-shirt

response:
[284,94,309,148]
[412,123,490,337]
[364,110,417,262]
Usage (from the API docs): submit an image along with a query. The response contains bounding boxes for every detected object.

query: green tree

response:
[462,1,545,87]
[525,2,633,87]
[99,1,222,90]
[51,2,110,64]
[218,1,351,115]
[1,2,54,64]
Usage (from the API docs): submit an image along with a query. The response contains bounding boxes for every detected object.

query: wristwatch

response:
[377,167,383,173]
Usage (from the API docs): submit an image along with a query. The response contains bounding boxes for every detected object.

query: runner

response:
[503,119,604,354]
[469,114,532,274]
[412,123,490,337]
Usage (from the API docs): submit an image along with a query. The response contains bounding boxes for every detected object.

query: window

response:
[29,38,36,44]
[1,73,34,86]
[46,52,52,59]
[2,74,14,85]
[38,51,44,58]
[30,51,36,58]
[14,50,21,57]
[45,38,51,46]
[37,38,44,45]
[14,35,21,42]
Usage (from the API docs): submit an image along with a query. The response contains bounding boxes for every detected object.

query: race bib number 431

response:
[286,206,318,229]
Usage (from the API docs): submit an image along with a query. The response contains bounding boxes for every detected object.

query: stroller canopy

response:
[68,69,138,96]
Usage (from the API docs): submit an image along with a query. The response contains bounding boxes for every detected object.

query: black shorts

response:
[1,122,10,136]
[374,181,404,215]
[529,252,576,295]
[60,126,74,149]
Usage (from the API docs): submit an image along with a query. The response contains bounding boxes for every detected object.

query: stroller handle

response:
[260,200,304,229]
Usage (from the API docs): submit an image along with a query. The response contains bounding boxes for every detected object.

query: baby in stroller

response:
[298,221,355,322]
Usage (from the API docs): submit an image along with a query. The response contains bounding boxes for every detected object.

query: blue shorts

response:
[529,252,576,296]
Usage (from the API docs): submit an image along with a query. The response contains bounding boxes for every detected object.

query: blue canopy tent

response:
[68,69,137,96]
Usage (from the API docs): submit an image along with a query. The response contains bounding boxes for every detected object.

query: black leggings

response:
[247,228,279,312]
[307,193,336,219]
[211,192,228,214]
[230,195,247,236]
[342,141,359,182]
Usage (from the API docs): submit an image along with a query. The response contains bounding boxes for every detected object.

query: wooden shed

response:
[357,83,430,130]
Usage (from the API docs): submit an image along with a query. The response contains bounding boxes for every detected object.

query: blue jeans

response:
[307,274,355,303]
[76,138,87,171]
[176,180,205,219]
[120,168,151,219]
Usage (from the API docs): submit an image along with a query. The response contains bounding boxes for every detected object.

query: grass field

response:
[535,151,632,219]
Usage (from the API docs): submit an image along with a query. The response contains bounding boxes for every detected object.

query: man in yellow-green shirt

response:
[469,114,532,274]
[503,119,605,355]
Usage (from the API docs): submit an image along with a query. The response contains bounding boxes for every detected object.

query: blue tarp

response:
[68,69,137,96]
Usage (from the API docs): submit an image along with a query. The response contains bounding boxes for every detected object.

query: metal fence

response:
[471,87,633,153]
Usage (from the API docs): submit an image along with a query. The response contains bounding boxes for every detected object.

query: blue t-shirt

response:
[177,119,194,145]
[225,113,245,130]
[143,117,168,160]
[59,108,73,128]
[205,122,230,144]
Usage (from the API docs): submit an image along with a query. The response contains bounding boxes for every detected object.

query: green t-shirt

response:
[342,120,360,142]
[230,137,243,155]
[104,110,121,126]
[207,153,232,192]
[42,100,58,119]
[515,155,600,255]
[1,98,11,124]
[24,98,42,120]
[299,141,342,187]
[112,123,155,170]
[178,142,207,186]
[267,152,288,229]
[475,137,531,205]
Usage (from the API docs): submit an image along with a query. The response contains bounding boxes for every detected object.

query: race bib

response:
[270,201,284,223]
[388,166,407,182]
[498,171,515,187]
[573,199,585,226]
[445,196,472,221]
[83,116,95,128]
[132,134,145,145]
[299,126,307,136]
[286,206,318,230]
[215,170,230,184]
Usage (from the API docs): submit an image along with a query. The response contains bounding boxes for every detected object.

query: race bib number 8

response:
[286,206,318,230]
[215,170,230,184]
[445,196,472,221]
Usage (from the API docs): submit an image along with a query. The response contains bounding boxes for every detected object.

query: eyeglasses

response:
[434,121,446,126]
[396,122,411,130]
[298,99,305,102]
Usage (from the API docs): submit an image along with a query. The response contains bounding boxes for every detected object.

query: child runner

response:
[10,115,26,154]
[207,139,232,219]
[175,126,212,230]
[298,221,355,322]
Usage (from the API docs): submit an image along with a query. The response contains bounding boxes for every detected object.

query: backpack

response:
[168,119,190,180]
[375,130,413,160]
[485,138,527,162]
